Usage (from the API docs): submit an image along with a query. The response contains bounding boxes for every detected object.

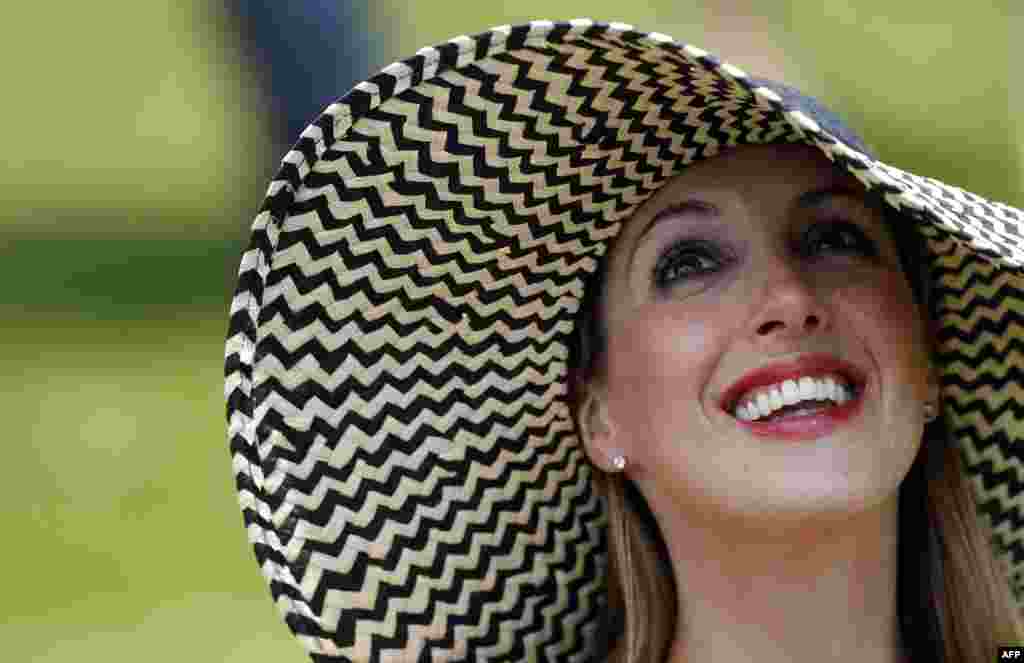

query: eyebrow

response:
[627,185,866,267]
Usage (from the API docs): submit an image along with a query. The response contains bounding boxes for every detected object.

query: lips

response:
[719,353,869,416]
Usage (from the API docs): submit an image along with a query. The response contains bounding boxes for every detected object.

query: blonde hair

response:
[567,195,1024,661]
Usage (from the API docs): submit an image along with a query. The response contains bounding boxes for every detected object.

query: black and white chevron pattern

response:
[224,19,1024,661]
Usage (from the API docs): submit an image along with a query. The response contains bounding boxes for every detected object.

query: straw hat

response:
[224,19,1024,661]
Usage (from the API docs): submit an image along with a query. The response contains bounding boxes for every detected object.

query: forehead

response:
[613,143,858,246]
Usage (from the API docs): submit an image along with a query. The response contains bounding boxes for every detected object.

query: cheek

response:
[847,268,921,338]
[841,268,931,381]
[604,304,732,431]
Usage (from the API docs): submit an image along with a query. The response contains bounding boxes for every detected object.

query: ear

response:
[575,381,624,473]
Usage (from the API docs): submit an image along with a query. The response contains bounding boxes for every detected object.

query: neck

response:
[661,492,906,663]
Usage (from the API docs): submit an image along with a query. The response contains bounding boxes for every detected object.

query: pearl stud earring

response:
[610,454,627,472]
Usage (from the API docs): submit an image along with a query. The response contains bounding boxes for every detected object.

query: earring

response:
[923,400,938,423]
[610,454,627,473]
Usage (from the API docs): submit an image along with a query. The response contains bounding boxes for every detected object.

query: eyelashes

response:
[803,220,879,259]
[654,240,734,286]
[652,220,880,290]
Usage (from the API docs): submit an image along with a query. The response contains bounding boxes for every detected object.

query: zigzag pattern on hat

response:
[225,19,1024,661]
[925,230,1024,588]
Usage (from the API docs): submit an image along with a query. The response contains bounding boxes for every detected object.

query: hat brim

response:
[225,19,1024,660]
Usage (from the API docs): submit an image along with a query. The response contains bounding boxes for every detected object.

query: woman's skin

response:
[578,143,940,662]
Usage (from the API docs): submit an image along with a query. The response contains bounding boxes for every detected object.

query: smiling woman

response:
[569,142,987,660]
[224,19,1024,663]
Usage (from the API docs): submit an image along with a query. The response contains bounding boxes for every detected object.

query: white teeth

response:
[733,375,855,421]
[798,376,816,401]
[781,379,800,404]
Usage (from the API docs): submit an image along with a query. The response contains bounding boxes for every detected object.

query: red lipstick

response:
[719,354,869,441]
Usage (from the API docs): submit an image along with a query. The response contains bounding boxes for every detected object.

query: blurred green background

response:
[3,1,1020,661]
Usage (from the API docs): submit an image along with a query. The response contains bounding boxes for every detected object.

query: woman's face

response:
[587,142,938,524]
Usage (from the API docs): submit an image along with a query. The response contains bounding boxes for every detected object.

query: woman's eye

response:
[653,241,724,288]
[652,221,878,289]
[803,220,878,258]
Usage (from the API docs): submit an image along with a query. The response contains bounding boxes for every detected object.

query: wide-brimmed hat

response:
[224,19,1024,661]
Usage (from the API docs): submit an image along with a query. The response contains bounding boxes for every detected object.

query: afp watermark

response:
[1000,647,1024,659]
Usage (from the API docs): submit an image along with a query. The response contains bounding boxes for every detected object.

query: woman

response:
[570,141,1022,661]
[224,19,1024,662]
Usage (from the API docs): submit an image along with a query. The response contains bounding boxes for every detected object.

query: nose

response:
[750,253,830,341]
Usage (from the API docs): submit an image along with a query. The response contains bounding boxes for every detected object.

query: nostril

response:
[756,315,821,335]
[757,321,784,334]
